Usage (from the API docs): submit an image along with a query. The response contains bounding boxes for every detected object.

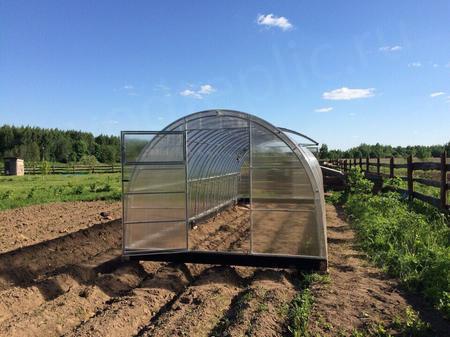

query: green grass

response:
[287,273,330,337]
[334,169,449,318]
[0,173,121,210]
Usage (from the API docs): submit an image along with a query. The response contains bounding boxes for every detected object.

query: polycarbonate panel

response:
[124,193,186,223]
[125,221,186,250]
[252,210,321,256]
[252,124,299,168]
[251,167,313,200]
[124,165,185,193]
[124,133,184,163]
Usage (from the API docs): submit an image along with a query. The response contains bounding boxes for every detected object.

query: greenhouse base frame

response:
[124,251,327,271]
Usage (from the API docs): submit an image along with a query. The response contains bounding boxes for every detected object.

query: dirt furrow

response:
[0,262,148,337]
[62,263,189,337]
[210,269,297,337]
[0,201,121,254]
[66,207,252,337]
[0,219,122,291]
[138,266,245,337]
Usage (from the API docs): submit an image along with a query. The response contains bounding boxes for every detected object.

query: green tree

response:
[318,144,329,159]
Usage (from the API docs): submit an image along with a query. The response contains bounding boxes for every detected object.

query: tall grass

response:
[339,169,449,317]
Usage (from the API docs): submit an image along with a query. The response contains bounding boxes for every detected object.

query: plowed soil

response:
[0,201,448,337]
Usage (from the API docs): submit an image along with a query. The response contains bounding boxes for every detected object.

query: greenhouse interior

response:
[121,110,328,270]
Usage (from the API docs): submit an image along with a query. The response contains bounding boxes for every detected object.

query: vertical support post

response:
[184,120,189,250]
[376,156,380,176]
[389,157,394,178]
[344,159,347,172]
[354,158,357,168]
[366,156,370,173]
[359,157,362,170]
[349,158,351,169]
[440,152,448,210]
[248,119,253,253]
[120,132,125,254]
[407,154,413,202]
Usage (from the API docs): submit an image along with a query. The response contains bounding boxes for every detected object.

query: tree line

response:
[0,125,120,164]
[319,142,450,160]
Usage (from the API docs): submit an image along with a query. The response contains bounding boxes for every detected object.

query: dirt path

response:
[0,201,448,337]
[308,204,449,336]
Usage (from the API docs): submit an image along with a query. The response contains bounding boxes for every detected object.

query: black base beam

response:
[125,250,327,271]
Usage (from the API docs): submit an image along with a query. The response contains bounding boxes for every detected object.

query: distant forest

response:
[1,124,448,163]
[0,125,120,163]
[319,142,450,160]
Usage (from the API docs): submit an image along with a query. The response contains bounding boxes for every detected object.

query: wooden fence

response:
[20,163,121,175]
[321,153,449,211]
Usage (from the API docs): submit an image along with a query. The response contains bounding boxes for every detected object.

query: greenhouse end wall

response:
[121,110,327,270]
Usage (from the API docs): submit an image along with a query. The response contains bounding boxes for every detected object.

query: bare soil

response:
[0,201,447,337]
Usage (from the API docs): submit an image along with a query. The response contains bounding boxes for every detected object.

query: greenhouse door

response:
[121,131,188,254]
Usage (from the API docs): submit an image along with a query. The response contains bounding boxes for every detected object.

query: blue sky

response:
[0,0,449,149]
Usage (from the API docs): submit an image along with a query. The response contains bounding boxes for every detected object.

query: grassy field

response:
[0,173,121,210]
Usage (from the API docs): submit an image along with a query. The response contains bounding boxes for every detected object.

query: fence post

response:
[353,158,357,168]
[407,155,413,202]
[359,157,362,170]
[389,156,394,178]
[349,158,352,169]
[366,156,369,173]
[376,156,380,176]
[440,152,448,210]
[344,159,347,172]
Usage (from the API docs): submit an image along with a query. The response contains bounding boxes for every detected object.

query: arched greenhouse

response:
[121,110,327,270]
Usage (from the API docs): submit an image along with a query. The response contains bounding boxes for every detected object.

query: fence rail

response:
[321,153,449,212]
[1,163,121,175]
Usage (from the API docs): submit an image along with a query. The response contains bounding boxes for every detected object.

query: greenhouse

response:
[121,110,327,270]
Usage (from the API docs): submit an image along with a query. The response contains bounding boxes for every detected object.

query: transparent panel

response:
[124,221,186,250]
[124,165,185,193]
[251,167,313,200]
[252,210,320,256]
[124,133,184,163]
[124,193,185,223]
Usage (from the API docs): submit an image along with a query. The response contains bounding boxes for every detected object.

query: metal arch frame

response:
[277,127,319,146]
[122,109,328,270]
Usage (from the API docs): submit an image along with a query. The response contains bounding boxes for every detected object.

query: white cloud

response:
[257,14,293,31]
[379,45,402,52]
[123,84,134,90]
[180,89,202,99]
[408,62,422,67]
[180,84,216,99]
[322,87,375,100]
[315,107,333,112]
[198,84,216,95]
[430,92,445,98]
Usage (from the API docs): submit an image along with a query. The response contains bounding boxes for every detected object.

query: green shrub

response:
[40,161,51,175]
[71,185,84,195]
[344,170,449,317]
